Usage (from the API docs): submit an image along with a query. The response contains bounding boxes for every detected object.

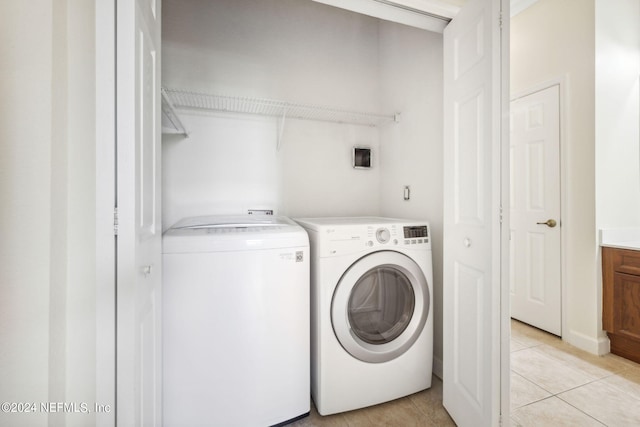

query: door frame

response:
[95,0,513,423]
[510,77,567,339]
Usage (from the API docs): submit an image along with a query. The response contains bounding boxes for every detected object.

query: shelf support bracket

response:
[276,108,287,151]
[161,88,189,137]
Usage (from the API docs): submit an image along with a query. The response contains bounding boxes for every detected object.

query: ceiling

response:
[312,0,537,32]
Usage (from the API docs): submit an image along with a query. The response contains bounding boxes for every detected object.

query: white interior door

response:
[510,85,561,335]
[442,0,507,425]
[116,0,162,425]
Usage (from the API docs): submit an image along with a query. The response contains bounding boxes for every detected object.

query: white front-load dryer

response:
[294,217,433,416]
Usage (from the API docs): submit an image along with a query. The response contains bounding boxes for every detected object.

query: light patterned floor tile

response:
[559,379,640,426]
[511,348,595,394]
[510,330,547,349]
[511,371,551,410]
[531,343,627,379]
[408,376,456,426]
[511,339,527,352]
[351,395,431,426]
[509,417,523,427]
[290,403,349,427]
[600,368,640,401]
[511,319,561,348]
[291,320,640,427]
[289,377,450,427]
[511,397,605,427]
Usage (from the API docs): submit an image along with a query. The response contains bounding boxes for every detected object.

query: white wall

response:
[0,2,55,425]
[161,0,383,226]
[163,113,281,227]
[0,1,100,426]
[278,119,381,218]
[594,0,640,354]
[511,0,600,352]
[595,0,640,229]
[378,21,444,373]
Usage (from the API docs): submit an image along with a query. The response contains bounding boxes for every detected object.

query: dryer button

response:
[367,240,374,247]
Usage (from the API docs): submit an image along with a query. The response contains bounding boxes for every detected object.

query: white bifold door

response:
[442,0,509,426]
[116,0,163,425]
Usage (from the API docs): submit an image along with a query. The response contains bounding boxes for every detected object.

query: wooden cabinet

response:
[602,247,640,363]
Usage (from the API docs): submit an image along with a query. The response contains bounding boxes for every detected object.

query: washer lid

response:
[171,214,291,230]
[162,215,309,254]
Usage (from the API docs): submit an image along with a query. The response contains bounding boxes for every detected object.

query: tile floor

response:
[510,319,640,426]
[290,320,640,426]
[289,375,455,426]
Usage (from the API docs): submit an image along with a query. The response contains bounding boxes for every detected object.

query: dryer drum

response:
[331,251,430,364]
[347,266,415,345]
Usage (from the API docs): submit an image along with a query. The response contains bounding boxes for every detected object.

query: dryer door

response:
[331,250,430,363]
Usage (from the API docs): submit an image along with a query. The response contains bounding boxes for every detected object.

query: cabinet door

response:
[613,272,640,342]
[602,247,640,333]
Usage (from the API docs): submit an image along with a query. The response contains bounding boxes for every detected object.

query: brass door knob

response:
[536,219,557,228]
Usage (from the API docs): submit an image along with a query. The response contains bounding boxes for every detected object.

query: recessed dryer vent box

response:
[353,147,371,169]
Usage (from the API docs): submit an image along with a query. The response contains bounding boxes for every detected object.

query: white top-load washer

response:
[162,215,309,427]
[294,216,433,416]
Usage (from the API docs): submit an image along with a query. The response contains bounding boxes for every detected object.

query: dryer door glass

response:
[348,267,415,345]
[332,250,430,363]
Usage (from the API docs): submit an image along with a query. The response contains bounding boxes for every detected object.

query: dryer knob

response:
[376,228,391,244]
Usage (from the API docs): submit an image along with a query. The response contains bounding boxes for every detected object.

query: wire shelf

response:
[162,88,399,127]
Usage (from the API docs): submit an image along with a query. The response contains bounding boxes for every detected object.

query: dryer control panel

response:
[404,225,428,238]
[295,218,431,257]
[400,225,429,247]
[363,224,430,249]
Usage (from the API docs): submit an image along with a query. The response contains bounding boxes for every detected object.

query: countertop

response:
[600,229,640,251]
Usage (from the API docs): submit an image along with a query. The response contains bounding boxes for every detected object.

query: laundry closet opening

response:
[161,0,445,374]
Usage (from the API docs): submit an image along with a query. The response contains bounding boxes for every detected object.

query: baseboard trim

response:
[564,329,610,356]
